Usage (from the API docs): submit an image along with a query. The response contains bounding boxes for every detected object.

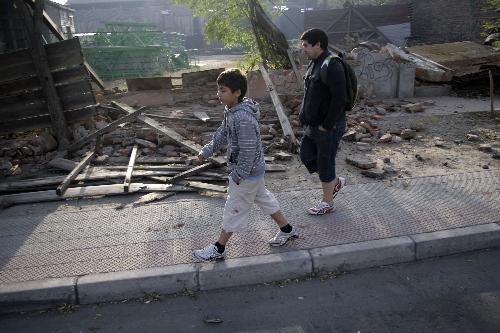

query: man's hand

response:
[318,125,327,132]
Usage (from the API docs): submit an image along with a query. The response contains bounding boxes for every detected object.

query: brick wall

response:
[410,0,498,45]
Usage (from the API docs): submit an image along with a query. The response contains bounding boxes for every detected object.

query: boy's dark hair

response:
[217,68,247,102]
[300,28,328,50]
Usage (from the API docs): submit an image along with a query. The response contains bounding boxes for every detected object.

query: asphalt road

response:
[1,248,500,333]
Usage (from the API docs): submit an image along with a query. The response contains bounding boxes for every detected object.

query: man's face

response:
[301,40,323,60]
[217,84,240,108]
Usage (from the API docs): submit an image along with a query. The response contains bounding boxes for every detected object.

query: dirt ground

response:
[261,97,500,192]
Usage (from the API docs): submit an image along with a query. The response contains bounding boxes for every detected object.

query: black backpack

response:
[319,53,359,111]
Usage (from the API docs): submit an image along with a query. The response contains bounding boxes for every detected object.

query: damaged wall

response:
[409,0,499,45]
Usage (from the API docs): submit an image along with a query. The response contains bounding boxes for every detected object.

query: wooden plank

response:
[66,106,144,152]
[193,111,210,122]
[184,181,227,193]
[56,151,95,195]
[124,144,139,192]
[165,162,214,184]
[0,183,191,205]
[17,0,69,148]
[0,168,225,192]
[258,64,298,151]
[0,105,95,135]
[286,49,302,90]
[112,101,225,166]
[132,192,175,207]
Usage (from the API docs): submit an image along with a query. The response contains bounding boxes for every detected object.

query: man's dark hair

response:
[300,28,328,50]
[217,68,247,102]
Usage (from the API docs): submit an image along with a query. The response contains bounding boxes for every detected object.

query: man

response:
[299,28,347,215]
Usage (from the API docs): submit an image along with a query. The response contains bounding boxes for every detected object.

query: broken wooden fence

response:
[0,37,96,134]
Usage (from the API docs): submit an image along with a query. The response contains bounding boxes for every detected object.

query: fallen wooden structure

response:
[0,101,288,206]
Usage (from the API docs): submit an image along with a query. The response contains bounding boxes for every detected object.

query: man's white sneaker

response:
[193,244,225,261]
[332,176,346,200]
[269,226,298,247]
[308,201,335,215]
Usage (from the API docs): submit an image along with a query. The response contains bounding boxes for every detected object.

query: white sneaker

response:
[308,201,335,215]
[269,226,298,247]
[193,244,225,261]
[332,176,346,200]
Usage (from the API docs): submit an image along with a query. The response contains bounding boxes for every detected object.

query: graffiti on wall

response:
[352,48,399,98]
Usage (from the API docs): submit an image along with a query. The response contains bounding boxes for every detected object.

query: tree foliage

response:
[171,0,286,70]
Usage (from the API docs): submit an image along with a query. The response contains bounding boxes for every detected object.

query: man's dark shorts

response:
[299,119,346,183]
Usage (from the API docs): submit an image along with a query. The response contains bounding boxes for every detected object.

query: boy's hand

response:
[195,154,205,165]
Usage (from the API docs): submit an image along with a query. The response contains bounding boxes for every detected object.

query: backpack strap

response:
[319,53,339,85]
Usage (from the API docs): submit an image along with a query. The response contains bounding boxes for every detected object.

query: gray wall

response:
[409,0,499,45]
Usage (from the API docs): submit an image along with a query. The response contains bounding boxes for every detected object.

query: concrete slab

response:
[410,223,500,260]
[77,264,197,305]
[0,277,76,314]
[198,251,312,291]
[310,236,415,272]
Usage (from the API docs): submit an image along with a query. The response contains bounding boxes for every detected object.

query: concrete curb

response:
[77,263,198,305]
[310,236,415,272]
[409,223,500,260]
[0,277,76,314]
[199,250,312,291]
[1,223,499,313]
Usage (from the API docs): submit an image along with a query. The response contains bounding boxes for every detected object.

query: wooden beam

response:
[111,101,225,165]
[56,151,95,195]
[66,106,144,152]
[165,162,214,184]
[287,49,302,90]
[17,0,69,149]
[193,111,210,122]
[1,183,191,205]
[23,0,105,90]
[124,144,139,192]
[258,64,298,151]
[351,7,391,44]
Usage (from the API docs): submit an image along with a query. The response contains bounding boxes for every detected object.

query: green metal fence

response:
[79,22,190,81]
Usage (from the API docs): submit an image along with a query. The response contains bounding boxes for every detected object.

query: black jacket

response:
[299,50,347,131]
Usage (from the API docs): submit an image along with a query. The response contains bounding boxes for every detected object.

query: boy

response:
[193,68,297,261]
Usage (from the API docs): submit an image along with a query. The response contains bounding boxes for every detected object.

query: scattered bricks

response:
[275,151,293,161]
[479,144,493,153]
[342,130,357,142]
[466,134,481,142]
[388,128,402,135]
[412,122,425,132]
[383,165,399,176]
[346,156,377,169]
[134,139,157,149]
[356,142,372,151]
[95,154,110,164]
[403,103,425,113]
[435,140,452,149]
[35,131,58,152]
[361,167,385,179]
[400,129,417,140]
[379,133,392,143]
[392,136,402,143]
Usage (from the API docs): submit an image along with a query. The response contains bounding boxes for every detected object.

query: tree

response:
[171,0,290,69]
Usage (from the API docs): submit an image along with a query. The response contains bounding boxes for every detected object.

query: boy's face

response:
[301,40,323,60]
[217,84,241,108]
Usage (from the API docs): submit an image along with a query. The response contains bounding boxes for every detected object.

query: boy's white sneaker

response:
[269,226,298,247]
[193,244,225,261]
